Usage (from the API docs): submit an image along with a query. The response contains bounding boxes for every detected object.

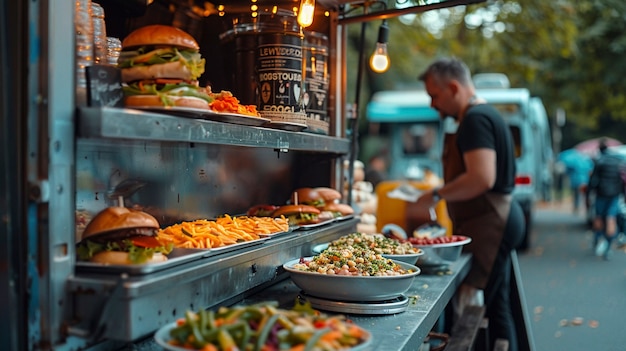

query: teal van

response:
[366,90,448,180]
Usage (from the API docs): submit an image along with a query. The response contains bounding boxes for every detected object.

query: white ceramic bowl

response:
[411,236,472,267]
[154,315,373,350]
[312,240,424,265]
[283,257,421,302]
[383,251,424,265]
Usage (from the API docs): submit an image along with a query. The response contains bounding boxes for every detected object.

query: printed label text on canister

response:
[257,35,303,113]
[303,45,328,120]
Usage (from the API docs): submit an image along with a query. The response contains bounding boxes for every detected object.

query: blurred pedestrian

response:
[553,160,566,202]
[587,138,625,259]
[413,57,524,351]
[557,148,593,215]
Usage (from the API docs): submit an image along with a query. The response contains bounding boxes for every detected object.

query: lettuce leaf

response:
[76,239,174,264]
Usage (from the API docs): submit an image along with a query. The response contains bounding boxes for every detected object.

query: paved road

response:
[518,200,626,351]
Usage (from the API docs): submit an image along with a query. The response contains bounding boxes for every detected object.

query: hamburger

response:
[76,207,173,265]
[273,204,321,226]
[246,204,280,217]
[291,188,326,208]
[321,202,354,219]
[314,187,342,204]
[118,24,212,109]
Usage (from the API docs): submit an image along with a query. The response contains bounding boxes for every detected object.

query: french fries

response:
[157,215,290,249]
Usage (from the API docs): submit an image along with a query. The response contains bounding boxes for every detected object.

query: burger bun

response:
[315,187,342,203]
[323,202,354,216]
[82,206,160,241]
[90,251,168,265]
[292,188,322,205]
[122,24,199,50]
[273,204,321,217]
[124,94,210,110]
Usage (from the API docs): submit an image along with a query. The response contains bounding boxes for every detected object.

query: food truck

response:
[366,89,447,180]
[0,1,538,350]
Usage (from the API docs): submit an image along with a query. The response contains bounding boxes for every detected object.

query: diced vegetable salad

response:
[328,232,420,255]
[166,301,369,350]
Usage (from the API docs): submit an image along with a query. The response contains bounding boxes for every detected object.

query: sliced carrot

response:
[155,78,184,85]
[320,330,342,342]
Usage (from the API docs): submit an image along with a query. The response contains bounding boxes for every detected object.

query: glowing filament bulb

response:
[370,43,390,73]
[298,0,315,27]
[370,20,390,73]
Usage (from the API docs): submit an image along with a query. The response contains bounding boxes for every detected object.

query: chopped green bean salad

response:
[164,301,369,351]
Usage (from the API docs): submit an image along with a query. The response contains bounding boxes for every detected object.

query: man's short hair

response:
[418,57,473,86]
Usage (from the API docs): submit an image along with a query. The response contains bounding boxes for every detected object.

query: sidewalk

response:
[536,197,582,213]
[518,202,626,351]
[536,196,626,251]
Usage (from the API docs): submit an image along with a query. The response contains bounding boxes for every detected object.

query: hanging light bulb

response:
[370,20,390,73]
[298,0,315,28]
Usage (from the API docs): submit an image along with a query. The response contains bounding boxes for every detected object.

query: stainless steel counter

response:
[128,254,471,351]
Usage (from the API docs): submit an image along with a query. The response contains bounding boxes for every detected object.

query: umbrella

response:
[574,137,622,157]
[558,148,589,168]
[558,148,594,188]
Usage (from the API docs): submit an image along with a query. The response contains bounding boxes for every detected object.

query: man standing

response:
[413,58,525,351]
[587,138,624,259]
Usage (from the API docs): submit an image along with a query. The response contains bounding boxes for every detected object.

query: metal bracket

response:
[28,180,50,203]
[274,140,290,157]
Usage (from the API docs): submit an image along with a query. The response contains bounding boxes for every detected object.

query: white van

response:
[366,90,445,180]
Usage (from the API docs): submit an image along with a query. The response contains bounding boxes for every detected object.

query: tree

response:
[347,0,626,151]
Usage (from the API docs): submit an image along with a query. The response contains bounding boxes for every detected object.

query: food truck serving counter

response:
[244,256,471,351]
[2,1,488,350]
[130,255,471,351]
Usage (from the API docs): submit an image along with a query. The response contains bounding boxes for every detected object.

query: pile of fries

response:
[157,215,289,249]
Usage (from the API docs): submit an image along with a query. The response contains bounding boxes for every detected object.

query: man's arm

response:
[416,148,495,208]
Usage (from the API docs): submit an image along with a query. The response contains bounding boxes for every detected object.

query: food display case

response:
[1,1,484,350]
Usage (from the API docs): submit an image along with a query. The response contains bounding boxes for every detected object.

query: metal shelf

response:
[78,107,350,154]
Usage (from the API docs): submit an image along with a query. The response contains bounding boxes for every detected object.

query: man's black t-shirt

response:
[456,103,516,194]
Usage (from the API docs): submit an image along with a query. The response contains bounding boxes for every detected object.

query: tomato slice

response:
[130,236,162,248]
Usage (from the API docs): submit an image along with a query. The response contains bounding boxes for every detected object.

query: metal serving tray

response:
[74,237,271,275]
[173,236,271,256]
[75,248,210,275]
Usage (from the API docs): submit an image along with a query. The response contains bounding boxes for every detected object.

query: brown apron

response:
[443,132,511,289]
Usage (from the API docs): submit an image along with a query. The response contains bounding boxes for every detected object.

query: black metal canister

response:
[303,31,329,122]
[220,11,304,113]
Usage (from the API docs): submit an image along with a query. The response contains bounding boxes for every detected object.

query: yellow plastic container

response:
[375,180,453,236]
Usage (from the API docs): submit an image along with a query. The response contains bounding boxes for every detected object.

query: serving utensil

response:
[413,207,446,238]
